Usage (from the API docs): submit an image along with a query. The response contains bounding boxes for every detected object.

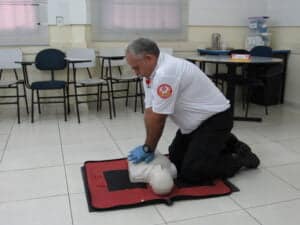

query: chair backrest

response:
[35,48,66,71]
[229,49,249,55]
[160,48,174,55]
[0,49,22,69]
[250,46,272,57]
[66,48,96,68]
[99,47,126,67]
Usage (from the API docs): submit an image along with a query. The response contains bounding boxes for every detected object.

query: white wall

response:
[24,0,300,105]
[267,0,300,26]
[48,0,87,25]
[189,0,266,26]
[47,0,300,26]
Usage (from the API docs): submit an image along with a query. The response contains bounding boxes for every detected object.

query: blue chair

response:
[23,49,68,123]
[250,46,272,57]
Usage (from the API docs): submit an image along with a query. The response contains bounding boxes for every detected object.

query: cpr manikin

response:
[128,152,177,195]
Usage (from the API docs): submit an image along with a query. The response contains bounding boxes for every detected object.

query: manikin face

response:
[126,52,157,78]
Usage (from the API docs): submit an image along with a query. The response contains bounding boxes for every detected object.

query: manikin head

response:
[148,165,174,195]
[126,38,160,78]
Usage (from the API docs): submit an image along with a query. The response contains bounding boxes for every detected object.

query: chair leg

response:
[138,79,144,113]
[264,83,269,115]
[125,81,130,107]
[63,88,67,122]
[265,105,268,115]
[22,82,29,114]
[96,85,100,112]
[16,86,20,124]
[99,85,103,110]
[31,89,34,123]
[242,86,246,110]
[118,66,122,75]
[74,85,80,123]
[67,84,70,114]
[106,83,113,120]
[134,79,138,112]
[37,90,41,114]
[245,87,251,118]
[221,80,225,92]
[111,82,116,117]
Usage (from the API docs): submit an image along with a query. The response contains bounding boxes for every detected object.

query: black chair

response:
[248,46,280,115]
[22,49,68,123]
[211,49,265,118]
[212,49,250,91]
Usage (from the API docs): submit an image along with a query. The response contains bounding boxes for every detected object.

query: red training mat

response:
[82,158,238,211]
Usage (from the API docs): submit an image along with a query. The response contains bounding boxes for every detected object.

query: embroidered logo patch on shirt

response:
[157,84,173,99]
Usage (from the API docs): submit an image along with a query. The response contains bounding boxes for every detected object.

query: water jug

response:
[211,33,221,49]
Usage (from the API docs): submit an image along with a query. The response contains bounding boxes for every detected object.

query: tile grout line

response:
[229,196,263,225]
[0,193,69,205]
[101,120,127,157]
[242,197,300,210]
[0,164,66,173]
[154,205,168,224]
[164,208,244,224]
[265,166,300,191]
[57,119,75,225]
[229,176,300,224]
[0,120,16,162]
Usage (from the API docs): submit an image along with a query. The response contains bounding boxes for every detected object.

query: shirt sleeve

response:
[151,72,180,114]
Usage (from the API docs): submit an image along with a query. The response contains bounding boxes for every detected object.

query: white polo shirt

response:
[143,53,230,134]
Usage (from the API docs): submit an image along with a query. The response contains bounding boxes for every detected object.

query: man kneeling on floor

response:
[126,38,260,191]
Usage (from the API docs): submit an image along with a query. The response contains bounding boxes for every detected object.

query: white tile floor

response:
[1,102,300,225]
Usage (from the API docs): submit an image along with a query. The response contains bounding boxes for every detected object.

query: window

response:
[90,0,188,41]
[0,0,48,46]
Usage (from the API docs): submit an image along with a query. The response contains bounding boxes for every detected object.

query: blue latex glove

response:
[128,145,154,164]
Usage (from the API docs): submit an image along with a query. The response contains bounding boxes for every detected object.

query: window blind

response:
[90,0,188,41]
[0,0,48,46]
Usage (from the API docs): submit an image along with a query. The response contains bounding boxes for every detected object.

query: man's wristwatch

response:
[142,144,153,153]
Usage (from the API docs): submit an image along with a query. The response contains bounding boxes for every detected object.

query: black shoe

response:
[223,133,240,154]
[234,142,260,169]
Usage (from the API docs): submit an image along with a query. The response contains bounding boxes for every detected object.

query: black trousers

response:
[168,108,241,184]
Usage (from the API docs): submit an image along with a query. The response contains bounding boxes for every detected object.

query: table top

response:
[184,55,283,64]
[64,58,92,63]
[14,61,35,65]
[198,48,291,56]
[97,55,125,60]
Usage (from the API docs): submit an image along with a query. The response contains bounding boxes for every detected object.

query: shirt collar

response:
[149,52,164,79]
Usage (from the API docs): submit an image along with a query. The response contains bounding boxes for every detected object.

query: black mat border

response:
[81,159,239,212]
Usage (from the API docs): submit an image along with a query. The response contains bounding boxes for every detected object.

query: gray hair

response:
[126,38,160,58]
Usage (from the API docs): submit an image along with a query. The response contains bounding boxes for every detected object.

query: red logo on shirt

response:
[157,84,173,99]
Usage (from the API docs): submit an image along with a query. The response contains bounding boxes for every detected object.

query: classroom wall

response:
[6,0,300,106]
